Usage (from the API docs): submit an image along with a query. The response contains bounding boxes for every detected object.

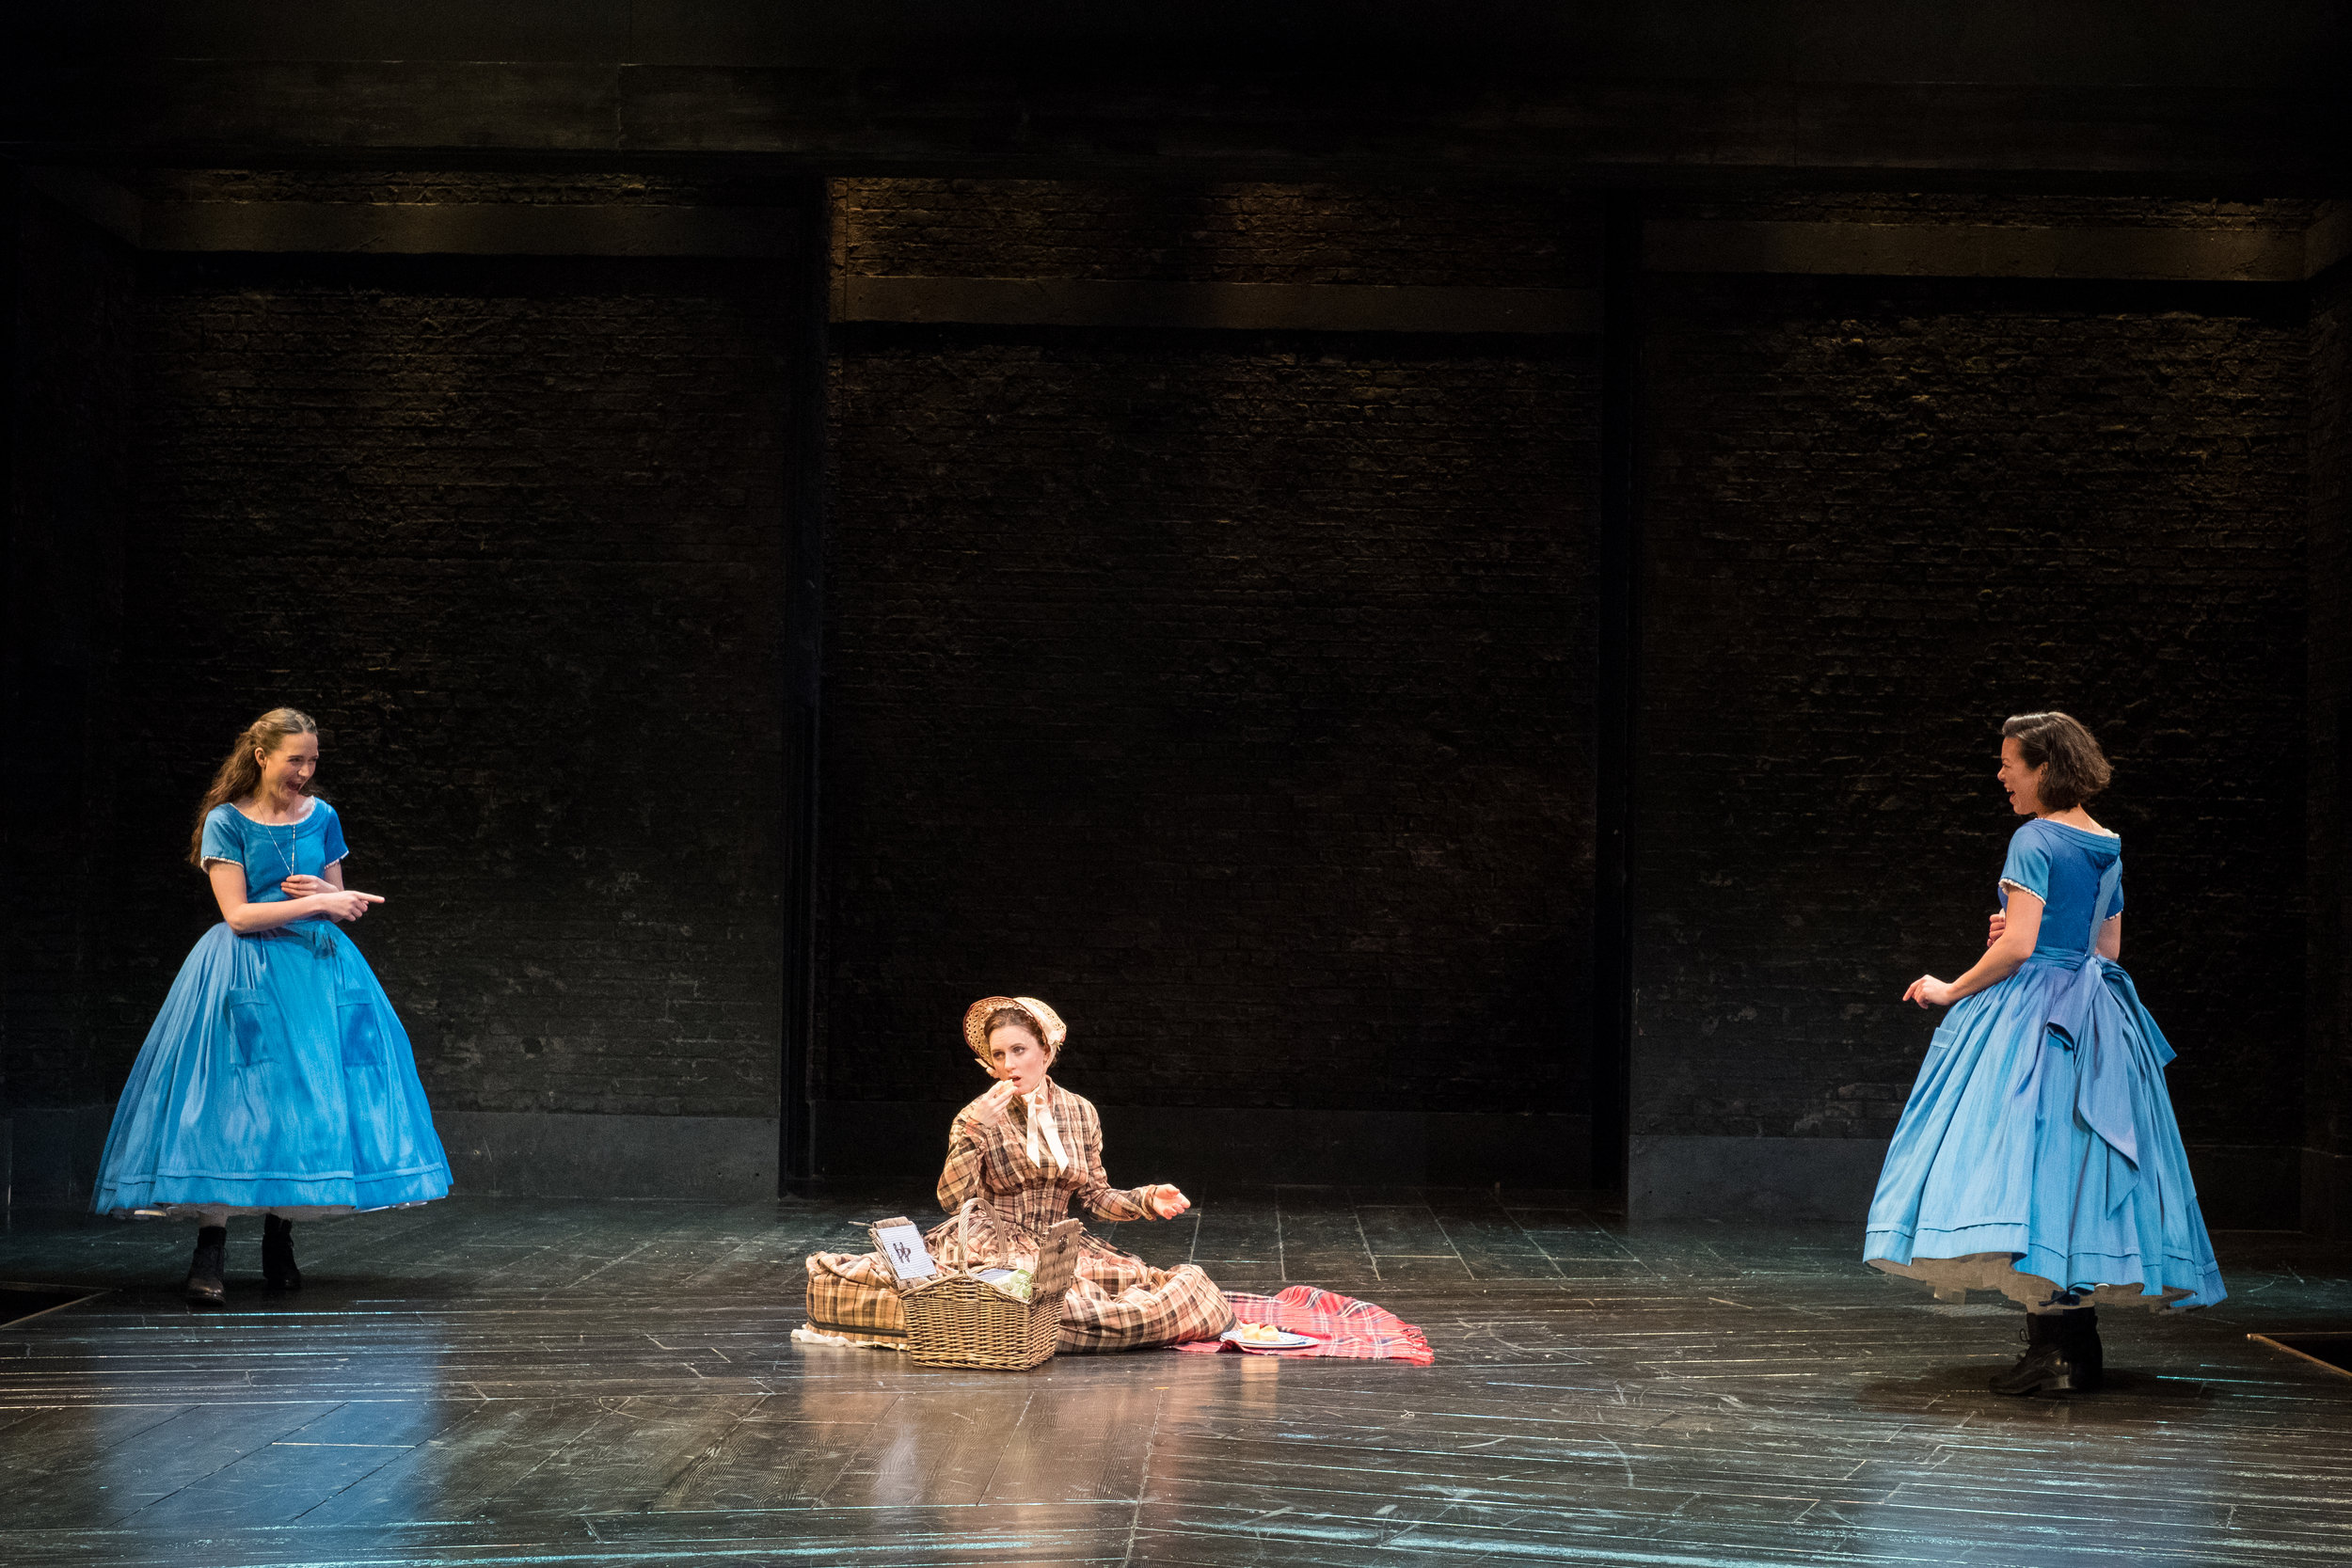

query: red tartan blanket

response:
[1173,1285,1434,1365]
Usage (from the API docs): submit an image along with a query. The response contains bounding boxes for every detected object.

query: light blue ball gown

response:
[91,800,452,1218]
[1865,817,2225,1310]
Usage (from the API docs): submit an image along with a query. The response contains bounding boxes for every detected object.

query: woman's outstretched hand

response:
[273,873,379,920]
[1150,1185,1191,1219]
[1985,911,2007,948]
[1903,974,1954,1008]
[313,890,386,923]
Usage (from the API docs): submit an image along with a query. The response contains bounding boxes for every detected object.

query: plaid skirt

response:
[804,1214,1232,1354]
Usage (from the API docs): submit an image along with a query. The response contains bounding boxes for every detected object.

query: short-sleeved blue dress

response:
[1864,818,2224,1310]
[90,800,452,1218]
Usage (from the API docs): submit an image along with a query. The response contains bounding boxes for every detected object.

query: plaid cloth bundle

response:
[1173,1285,1434,1365]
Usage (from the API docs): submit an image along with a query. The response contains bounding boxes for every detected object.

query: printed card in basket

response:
[866,1216,939,1284]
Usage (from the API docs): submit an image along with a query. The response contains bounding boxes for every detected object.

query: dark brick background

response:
[1636,273,2310,1149]
[2310,262,2349,1167]
[4,188,136,1109]
[8,171,2344,1211]
[1653,193,2320,232]
[834,180,1596,290]
[8,199,793,1118]
[137,171,788,207]
[816,181,1602,1118]
[821,328,1599,1112]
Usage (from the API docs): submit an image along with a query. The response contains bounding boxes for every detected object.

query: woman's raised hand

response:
[314,889,386,923]
[1985,911,2007,948]
[1150,1185,1191,1219]
[279,874,337,898]
[1902,974,1954,1009]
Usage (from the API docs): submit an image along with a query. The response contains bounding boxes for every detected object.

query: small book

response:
[866,1216,939,1282]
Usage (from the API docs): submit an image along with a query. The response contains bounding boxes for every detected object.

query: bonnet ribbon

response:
[1020,1084,1071,1175]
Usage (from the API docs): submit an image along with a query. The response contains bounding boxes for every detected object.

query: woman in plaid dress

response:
[803,996,1233,1353]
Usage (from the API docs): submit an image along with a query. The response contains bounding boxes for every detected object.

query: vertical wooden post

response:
[1591,190,1643,1193]
[780,177,831,1185]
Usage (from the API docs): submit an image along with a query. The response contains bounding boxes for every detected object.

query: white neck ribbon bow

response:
[1020,1083,1071,1175]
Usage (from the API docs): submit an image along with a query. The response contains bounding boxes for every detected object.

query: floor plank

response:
[1,1194,2346,1567]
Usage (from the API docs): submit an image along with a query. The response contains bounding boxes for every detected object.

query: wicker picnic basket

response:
[870,1199,1083,1370]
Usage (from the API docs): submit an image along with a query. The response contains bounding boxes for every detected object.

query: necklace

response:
[264,817,297,883]
[246,797,302,884]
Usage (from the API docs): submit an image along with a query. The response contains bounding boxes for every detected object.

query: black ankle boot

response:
[185,1226,228,1307]
[1989,1310,2086,1396]
[262,1214,302,1291]
[2059,1307,2103,1391]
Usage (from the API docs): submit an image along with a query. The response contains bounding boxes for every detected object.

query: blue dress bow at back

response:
[1865,818,2223,1310]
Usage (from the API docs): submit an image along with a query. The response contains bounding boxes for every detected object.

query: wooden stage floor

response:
[3,1189,2348,1567]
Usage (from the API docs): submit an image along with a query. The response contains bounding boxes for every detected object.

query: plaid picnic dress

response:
[804,1079,1232,1353]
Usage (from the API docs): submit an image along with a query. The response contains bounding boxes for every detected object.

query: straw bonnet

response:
[962,995,1068,1067]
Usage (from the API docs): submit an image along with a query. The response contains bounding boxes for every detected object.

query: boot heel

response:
[1990,1311,2083,1396]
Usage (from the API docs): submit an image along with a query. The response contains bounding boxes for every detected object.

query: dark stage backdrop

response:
[2312,261,2352,1236]
[815,182,1601,1187]
[6,182,795,1199]
[7,173,2347,1228]
[7,185,140,1166]
[1635,244,2312,1220]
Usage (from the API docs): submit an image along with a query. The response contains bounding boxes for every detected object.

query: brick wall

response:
[3,191,137,1108]
[1636,272,2310,1150]
[2311,262,2350,1166]
[1653,194,2320,231]
[10,170,2334,1202]
[50,243,793,1119]
[819,180,1602,1114]
[138,171,789,207]
[834,179,1595,290]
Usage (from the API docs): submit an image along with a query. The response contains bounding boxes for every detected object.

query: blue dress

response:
[91,800,452,1218]
[1864,818,2225,1310]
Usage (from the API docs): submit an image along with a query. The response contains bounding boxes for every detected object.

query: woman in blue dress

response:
[92,707,452,1306]
[1866,711,2224,1396]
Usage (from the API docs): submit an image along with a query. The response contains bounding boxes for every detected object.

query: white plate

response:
[1221,1324,1318,1351]
[972,1268,1017,1284]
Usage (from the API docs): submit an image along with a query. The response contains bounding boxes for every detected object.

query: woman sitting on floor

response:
[803,996,1233,1353]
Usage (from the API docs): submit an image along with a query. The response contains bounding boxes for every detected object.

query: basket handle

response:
[955,1196,1000,1269]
